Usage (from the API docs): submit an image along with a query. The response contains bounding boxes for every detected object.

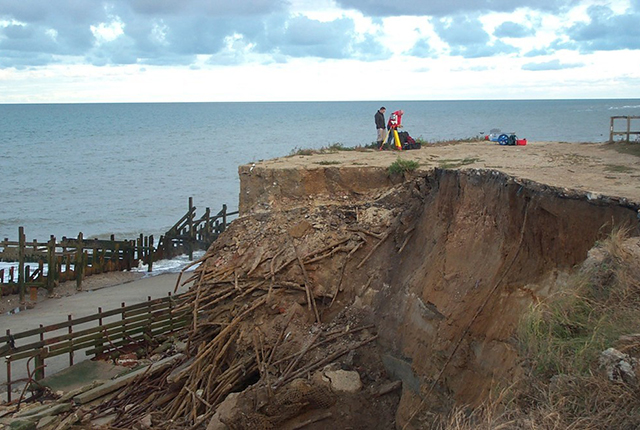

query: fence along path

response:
[0,293,190,403]
[0,198,238,301]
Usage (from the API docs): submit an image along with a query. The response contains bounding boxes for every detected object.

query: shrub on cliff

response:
[388,158,419,175]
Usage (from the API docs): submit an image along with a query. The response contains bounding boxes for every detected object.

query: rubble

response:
[599,348,639,385]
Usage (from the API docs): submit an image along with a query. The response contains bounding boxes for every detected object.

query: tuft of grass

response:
[288,142,375,157]
[418,135,485,146]
[438,157,480,169]
[388,157,420,175]
[315,160,341,165]
[604,164,635,173]
[288,147,316,157]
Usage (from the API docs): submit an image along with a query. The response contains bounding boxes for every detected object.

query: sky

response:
[0,0,639,103]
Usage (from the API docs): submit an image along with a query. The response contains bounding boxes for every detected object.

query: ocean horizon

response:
[1,99,639,244]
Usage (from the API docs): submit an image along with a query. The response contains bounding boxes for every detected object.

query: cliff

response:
[220,141,639,428]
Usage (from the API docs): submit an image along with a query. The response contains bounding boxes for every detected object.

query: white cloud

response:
[0,0,638,101]
[90,18,125,44]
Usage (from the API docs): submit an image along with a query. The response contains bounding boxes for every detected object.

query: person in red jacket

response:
[385,110,404,149]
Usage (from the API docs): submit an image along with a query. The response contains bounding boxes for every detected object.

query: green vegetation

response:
[519,227,640,378]
[288,147,316,156]
[607,141,640,158]
[315,160,342,165]
[417,135,485,146]
[288,142,369,157]
[604,164,635,173]
[289,135,488,157]
[388,157,419,175]
[438,157,480,169]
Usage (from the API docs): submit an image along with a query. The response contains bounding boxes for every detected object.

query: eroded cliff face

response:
[233,164,639,427]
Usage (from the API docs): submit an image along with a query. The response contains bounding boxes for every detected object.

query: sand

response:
[0,271,192,323]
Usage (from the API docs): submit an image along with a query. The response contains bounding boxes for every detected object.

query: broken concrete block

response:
[323,370,362,393]
[206,392,240,430]
[7,420,36,430]
[599,347,638,385]
[14,403,71,421]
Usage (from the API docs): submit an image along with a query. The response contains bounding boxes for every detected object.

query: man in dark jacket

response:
[375,107,386,149]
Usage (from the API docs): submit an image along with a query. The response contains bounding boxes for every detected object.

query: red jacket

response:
[387,110,403,130]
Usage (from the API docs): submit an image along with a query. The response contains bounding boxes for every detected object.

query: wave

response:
[608,105,640,110]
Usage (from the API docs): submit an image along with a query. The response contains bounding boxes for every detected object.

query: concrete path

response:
[0,272,193,401]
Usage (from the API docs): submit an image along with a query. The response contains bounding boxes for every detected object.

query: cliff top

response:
[251,141,640,203]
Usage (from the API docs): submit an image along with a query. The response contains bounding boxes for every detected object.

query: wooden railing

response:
[0,199,238,299]
[0,293,190,403]
[609,116,640,143]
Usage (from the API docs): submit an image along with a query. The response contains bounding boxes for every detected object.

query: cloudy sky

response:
[1,0,639,103]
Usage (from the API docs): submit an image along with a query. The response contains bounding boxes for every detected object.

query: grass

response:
[438,157,481,169]
[388,157,419,175]
[607,141,640,158]
[289,142,372,157]
[315,160,341,165]
[519,226,640,378]
[436,227,640,429]
[288,136,485,157]
[417,135,485,146]
[604,164,635,173]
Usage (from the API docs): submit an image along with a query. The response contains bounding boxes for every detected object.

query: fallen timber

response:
[0,198,238,300]
[1,224,384,429]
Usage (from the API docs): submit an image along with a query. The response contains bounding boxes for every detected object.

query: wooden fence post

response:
[148,235,154,272]
[609,116,614,142]
[222,204,228,231]
[35,324,45,381]
[95,307,104,357]
[188,197,195,261]
[18,227,25,302]
[5,328,12,403]
[76,232,84,291]
[205,207,211,242]
[68,314,74,366]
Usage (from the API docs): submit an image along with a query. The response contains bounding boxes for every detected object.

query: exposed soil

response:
[218,161,639,429]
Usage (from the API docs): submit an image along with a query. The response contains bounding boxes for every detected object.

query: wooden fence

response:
[0,293,190,403]
[156,198,239,261]
[610,116,640,142]
[0,199,238,300]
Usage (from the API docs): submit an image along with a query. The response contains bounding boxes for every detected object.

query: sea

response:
[1,99,639,278]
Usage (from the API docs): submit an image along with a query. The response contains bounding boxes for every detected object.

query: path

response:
[0,272,193,400]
